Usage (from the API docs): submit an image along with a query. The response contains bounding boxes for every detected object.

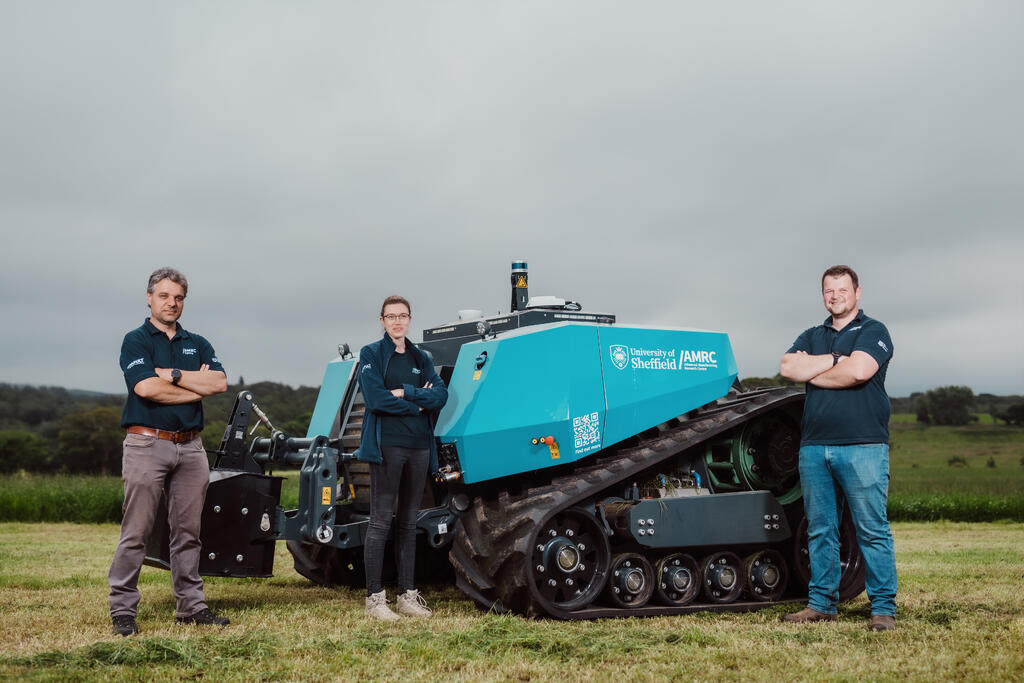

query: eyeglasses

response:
[382,313,410,322]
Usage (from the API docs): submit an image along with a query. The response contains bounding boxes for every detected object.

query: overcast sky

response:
[1,1,1022,398]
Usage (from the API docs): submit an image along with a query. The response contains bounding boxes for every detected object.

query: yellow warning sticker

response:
[473,370,482,381]
[549,443,560,459]
[321,486,331,505]
[515,275,527,288]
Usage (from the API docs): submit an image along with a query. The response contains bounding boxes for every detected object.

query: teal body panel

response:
[434,325,606,483]
[435,323,738,484]
[306,358,356,439]
[597,326,737,448]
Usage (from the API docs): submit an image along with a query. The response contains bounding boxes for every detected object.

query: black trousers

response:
[363,445,430,595]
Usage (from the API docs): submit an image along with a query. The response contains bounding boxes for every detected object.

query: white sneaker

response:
[396,589,432,618]
[365,590,400,621]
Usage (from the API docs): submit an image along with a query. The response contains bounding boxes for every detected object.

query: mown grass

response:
[1,521,1022,680]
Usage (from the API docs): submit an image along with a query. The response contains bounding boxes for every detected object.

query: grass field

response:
[1,521,1022,680]
[889,419,1024,496]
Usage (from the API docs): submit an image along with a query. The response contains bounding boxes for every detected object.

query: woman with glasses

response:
[355,295,448,620]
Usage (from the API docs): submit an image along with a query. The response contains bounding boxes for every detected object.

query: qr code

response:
[573,412,600,450]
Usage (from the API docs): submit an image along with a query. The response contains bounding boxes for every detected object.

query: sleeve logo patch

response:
[877,340,889,352]
[126,358,145,370]
[362,363,372,372]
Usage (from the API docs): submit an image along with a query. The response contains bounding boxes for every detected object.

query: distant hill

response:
[0,383,122,436]
[0,380,317,438]
[736,377,1022,416]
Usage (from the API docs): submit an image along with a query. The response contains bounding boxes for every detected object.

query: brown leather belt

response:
[126,426,201,444]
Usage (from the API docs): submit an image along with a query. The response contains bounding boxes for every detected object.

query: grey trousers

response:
[108,432,210,618]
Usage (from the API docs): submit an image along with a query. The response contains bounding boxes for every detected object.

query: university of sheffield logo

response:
[609,345,629,370]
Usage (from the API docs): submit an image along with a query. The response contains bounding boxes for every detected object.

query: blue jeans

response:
[799,444,897,616]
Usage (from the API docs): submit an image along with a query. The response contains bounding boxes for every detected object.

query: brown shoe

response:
[781,607,837,623]
[869,615,896,631]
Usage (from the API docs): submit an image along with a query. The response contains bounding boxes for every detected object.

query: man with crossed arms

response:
[779,265,897,631]
[109,267,229,636]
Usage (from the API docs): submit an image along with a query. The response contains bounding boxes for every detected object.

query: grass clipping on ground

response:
[1,522,1023,681]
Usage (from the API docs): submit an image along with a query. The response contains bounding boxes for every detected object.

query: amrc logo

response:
[608,344,719,372]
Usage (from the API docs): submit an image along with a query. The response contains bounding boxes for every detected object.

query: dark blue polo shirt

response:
[787,310,893,446]
[380,349,433,448]
[119,319,225,431]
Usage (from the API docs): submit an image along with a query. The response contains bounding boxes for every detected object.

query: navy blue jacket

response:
[354,333,448,472]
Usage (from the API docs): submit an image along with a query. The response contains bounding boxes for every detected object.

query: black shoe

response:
[112,615,139,636]
[175,608,229,626]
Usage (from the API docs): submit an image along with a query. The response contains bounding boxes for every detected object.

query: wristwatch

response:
[171,369,182,385]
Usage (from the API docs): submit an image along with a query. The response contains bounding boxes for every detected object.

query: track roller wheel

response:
[700,551,743,603]
[526,507,611,613]
[655,553,699,606]
[743,549,788,601]
[605,553,655,608]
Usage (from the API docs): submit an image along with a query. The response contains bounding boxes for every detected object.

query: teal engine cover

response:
[435,322,737,484]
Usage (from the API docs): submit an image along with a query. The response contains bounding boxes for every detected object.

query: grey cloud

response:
[1,2,1022,397]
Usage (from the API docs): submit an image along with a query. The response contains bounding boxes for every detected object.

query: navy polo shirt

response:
[380,349,433,448]
[119,319,225,431]
[787,310,893,446]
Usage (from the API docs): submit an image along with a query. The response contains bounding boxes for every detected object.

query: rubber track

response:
[448,386,805,619]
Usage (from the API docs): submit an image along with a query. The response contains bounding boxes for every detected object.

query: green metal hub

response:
[703,414,802,505]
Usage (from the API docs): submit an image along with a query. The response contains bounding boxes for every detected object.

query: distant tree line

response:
[0,381,318,475]
[740,377,1023,427]
[909,387,1024,426]
[3,378,1023,475]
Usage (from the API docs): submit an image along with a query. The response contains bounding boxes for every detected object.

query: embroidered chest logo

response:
[412,368,421,375]
[183,348,197,356]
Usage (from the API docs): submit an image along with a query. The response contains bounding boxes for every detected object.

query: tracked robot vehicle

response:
[146,262,865,618]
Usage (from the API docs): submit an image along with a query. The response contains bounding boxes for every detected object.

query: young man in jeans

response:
[779,265,897,631]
